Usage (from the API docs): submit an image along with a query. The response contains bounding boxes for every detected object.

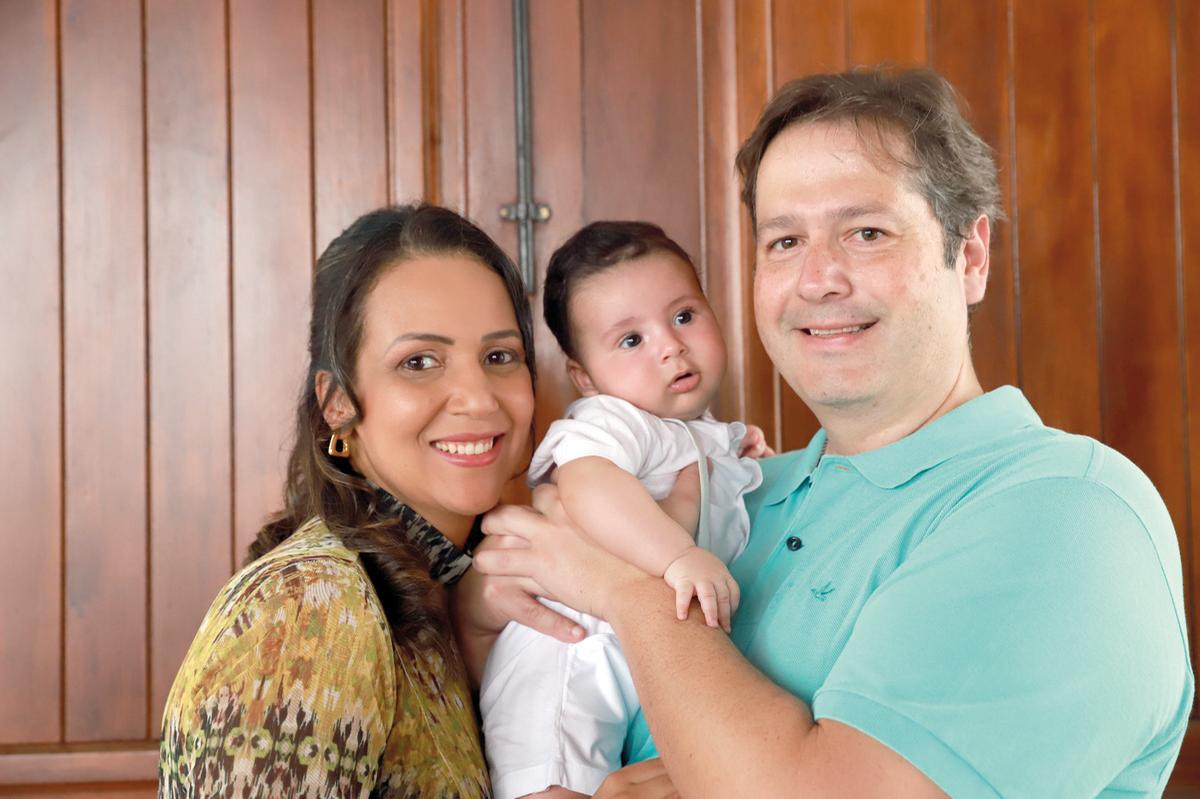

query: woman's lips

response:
[430,433,504,466]
[668,372,700,394]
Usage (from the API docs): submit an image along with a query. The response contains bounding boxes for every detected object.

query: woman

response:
[159,205,536,797]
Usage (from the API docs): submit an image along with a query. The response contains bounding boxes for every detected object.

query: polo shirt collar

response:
[764,386,1041,503]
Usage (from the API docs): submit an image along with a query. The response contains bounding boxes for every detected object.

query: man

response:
[469,67,1193,797]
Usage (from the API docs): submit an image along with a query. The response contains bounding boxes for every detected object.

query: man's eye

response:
[619,333,642,349]
[857,228,885,242]
[770,236,799,251]
[674,309,694,325]
[401,354,439,371]
[484,349,518,366]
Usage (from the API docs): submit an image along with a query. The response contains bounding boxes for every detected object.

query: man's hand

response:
[476,485,651,621]
[662,546,739,632]
[739,424,775,459]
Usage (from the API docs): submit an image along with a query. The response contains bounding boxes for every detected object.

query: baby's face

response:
[567,252,727,420]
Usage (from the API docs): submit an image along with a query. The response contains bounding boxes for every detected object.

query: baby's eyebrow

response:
[603,316,639,338]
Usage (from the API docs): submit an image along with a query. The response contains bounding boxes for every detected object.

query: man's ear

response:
[566,359,599,397]
[314,370,356,430]
[960,214,991,306]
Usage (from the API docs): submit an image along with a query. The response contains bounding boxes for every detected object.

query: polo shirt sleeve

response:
[812,476,1191,797]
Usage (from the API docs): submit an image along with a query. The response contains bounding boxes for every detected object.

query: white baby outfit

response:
[479,394,762,799]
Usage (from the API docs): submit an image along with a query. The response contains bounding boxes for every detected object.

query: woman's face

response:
[341,253,534,544]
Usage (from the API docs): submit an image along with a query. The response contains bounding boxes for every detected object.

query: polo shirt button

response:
[786,536,803,551]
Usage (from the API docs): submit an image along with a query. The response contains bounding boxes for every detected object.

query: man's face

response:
[752,120,988,421]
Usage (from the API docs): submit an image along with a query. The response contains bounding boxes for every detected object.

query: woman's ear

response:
[314,370,356,430]
[566,359,599,397]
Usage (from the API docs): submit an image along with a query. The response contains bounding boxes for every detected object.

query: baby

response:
[479,221,768,799]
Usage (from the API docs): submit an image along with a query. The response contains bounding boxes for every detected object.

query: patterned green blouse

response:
[159,511,490,798]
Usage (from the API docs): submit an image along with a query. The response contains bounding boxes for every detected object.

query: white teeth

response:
[433,438,495,455]
[808,325,868,337]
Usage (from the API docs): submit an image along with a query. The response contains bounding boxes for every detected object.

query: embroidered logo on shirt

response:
[811,582,835,602]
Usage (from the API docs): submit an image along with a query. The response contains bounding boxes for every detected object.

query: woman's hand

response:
[475,485,652,621]
[593,759,679,798]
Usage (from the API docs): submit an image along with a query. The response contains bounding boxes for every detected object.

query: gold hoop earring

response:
[327,434,350,458]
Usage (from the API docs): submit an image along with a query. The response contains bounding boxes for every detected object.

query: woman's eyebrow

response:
[391,332,455,346]
[482,329,521,342]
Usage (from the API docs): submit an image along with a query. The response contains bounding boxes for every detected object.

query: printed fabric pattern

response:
[159,515,490,799]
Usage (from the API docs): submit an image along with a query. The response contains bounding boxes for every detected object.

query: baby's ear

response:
[566,359,599,397]
[315,370,356,430]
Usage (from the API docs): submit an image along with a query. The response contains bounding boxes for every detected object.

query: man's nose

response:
[795,239,852,302]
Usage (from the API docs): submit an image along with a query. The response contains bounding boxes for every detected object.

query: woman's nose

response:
[446,365,501,415]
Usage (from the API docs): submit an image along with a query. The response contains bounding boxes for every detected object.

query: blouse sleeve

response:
[159,557,397,798]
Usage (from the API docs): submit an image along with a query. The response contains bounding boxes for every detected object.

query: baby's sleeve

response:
[528,396,657,484]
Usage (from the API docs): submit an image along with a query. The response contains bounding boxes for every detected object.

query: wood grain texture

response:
[0,0,62,745]
[581,0,702,265]
[768,0,842,450]
[229,0,313,560]
[60,0,148,742]
[387,0,426,204]
[1093,0,1189,549]
[434,0,467,211]
[1011,0,1101,438]
[1178,0,1200,724]
[847,0,927,67]
[144,0,232,731]
[0,749,156,785]
[930,0,1018,393]
[313,0,389,251]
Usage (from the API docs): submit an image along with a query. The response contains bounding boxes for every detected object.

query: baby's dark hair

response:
[543,220,696,359]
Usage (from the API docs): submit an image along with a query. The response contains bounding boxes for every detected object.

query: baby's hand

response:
[739,424,775,459]
[663,547,740,632]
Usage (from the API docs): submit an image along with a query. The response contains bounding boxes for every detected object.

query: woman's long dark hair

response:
[247,204,535,662]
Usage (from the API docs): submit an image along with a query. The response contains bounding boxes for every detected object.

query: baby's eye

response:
[401,354,439,371]
[618,333,642,349]
[484,349,518,366]
[674,309,694,326]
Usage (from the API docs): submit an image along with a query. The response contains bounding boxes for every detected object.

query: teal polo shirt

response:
[625,387,1192,796]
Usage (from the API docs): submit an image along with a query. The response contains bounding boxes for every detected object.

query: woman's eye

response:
[401,354,439,371]
[619,333,642,349]
[484,349,518,366]
[674,309,694,325]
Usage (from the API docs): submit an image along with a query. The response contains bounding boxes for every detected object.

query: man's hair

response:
[544,221,696,359]
[735,66,1003,267]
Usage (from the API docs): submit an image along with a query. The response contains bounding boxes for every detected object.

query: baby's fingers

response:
[674,580,694,621]
[717,584,733,633]
[696,581,720,628]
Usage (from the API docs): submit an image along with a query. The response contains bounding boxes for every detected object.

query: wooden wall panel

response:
[732,0,778,441]
[434,0,467,211]
[60,0,148,742]
[229,0,313,560]
[581,0,702,266]
[0,0,62,744]
[930,0,1018,393]
[145,0,232,728]
[313,0,389,251]
[1093,0,1189,543]
[529,0,584,437]
[1180,0,1200,702]
[1011,0,1101,438]
[769,0,842,451]
[847,0,927,67]
[387,0,427,204]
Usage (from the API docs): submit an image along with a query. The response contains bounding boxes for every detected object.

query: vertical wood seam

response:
[579,0,587,222]
[1006,0,1021,388]
[139,0,152,741]
[224,0,236,576]
[925,0,934,64]
[1167,0,1196,702]
[457,0,467,214]
[1087,0,1105,443]
[695,0,706,288]
[55,0,67,745]
[382,0,392,206]
[420,0,438,203]
[307,0,317,265]
[764,0,781,452]
[844,0,853,67]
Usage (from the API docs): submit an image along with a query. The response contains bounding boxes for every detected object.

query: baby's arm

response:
[656,463,701,536]
[556,456,736,630]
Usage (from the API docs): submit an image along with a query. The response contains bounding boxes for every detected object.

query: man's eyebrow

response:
[831,203,890,221]
[482,328,522,342]
[757,213,799,235]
